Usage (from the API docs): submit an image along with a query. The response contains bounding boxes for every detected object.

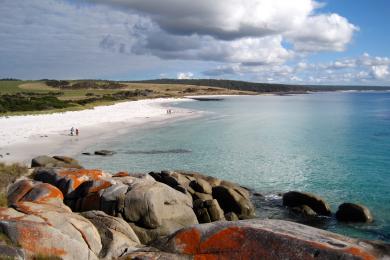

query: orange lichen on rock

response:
[17,223,66,257]
[174,227,201,254]
[199,227,245,253]
[27,183,64,203]
[7,180,35,206]
[113,172,130,177]
[87,180,112,193]
[58,169,103,190]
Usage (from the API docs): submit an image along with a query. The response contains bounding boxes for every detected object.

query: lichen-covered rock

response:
[81,211,141,259]
[14,202,102,256]
[7,179,64,206]
[336,203,373,223]
[33,168,110,199]
[145,219,390,259]
[31,155,83,168]
[283,191,332,216]
[0,202,101,259]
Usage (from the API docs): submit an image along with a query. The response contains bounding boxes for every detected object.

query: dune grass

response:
[0,163,28,207]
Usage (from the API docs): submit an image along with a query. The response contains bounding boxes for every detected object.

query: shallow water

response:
[78,92,390,241]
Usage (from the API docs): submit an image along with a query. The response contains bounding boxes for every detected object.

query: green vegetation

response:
[0,163,28,207]
[130,79,312,93]
[131,78,390,92]
[0,79,253,115]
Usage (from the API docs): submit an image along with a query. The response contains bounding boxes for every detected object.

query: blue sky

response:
[0,0,389,85]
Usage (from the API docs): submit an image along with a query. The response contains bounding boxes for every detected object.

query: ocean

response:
[78,92,390,242]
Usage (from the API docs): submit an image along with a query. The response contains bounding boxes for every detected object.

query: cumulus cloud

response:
[85,0,316,40]
[87,0,357,56]
[286,14,358,52]
[2,0,385,85]
[177,72,194,79]
[203,53,390,85]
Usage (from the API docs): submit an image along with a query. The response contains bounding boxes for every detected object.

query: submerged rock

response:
[336,203,373,223]
[94,150,116,156]
[283,191,332,216]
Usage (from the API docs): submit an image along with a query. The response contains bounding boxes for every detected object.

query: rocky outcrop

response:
[283,191,332,216]
[148,171,255,222]
[7,179,64,206]
[336,203,373,223]
[32,168,198,244]
[124,219,390,259]
[0,160,387,259]
[122,178,198,244]
[31,155,83,168]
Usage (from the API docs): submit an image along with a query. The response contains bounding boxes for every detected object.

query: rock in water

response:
[336,203,373,223]
[94,150,116,156]
[124,219,390,259]
[283,191,332,216]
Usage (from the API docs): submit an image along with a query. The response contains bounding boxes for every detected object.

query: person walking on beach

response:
[70,127,74,136]
[76,128,79,136]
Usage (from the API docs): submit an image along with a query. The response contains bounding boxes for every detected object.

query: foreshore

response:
[0,98,198,164]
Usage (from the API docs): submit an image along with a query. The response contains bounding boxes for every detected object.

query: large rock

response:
[31,155,83,168]
[212,185,255,219]
[193,199,225,223]
[336,203,373,223]
[123,178,198,242]
[149,171,255,220]
[7,179,64,206]
[81,211,141,259]
[283,191,332,216]
[124,219,390,259]
[0,202,101,259]
[33,168,110,199]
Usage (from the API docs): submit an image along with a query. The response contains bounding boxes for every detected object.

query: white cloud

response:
[177,72,194,79]
[371,65,389,79]
[287,14,358,52]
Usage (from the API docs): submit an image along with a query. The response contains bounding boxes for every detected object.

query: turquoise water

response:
[78,92,390,241]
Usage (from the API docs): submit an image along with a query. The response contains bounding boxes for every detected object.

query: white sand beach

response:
[0,98,196,164]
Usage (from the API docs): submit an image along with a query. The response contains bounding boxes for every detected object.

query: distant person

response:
[76,128,79,136]
[70,127,74,136]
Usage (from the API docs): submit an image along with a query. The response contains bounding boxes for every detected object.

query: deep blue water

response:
[78,92,390,241]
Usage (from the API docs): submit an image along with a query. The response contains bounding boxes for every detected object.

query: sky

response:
[0,0,389,85]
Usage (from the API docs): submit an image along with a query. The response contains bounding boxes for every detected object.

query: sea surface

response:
[78,92,390,242]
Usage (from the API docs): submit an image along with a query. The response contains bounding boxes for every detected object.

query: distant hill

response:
[129,79,390,93]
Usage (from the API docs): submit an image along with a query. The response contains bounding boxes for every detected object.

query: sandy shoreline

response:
[0,98,197,165]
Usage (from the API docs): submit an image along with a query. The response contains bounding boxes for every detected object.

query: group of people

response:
[166,109,173,114]
[70,127,79,136]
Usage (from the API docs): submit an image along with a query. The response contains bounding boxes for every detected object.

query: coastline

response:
[0,97,198,165]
